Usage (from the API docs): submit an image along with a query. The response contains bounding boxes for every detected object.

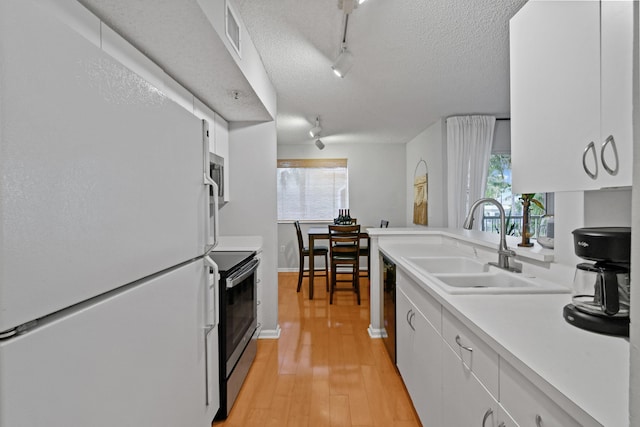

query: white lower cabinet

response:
[442,343,498,427]
[394,265,595,427]
[500,360,592,427]
[497,405,520,427]
[396,286,442,426]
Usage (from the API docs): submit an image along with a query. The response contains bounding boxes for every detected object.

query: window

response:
[277,159,348,221]
[484,154,552,237]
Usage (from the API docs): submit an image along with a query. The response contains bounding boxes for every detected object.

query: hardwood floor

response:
[213,272,421,427]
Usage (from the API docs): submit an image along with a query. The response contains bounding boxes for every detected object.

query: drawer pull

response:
[482,408,493,427]
[455,334,473,352]
[535,414,543,426]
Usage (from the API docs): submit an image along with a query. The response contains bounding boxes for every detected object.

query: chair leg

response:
[297,254,305,292]
[330,262,335,304]
[355,265,361,305]
[324,253,329,291]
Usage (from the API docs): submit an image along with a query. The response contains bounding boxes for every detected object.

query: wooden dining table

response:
[307,225,370,299]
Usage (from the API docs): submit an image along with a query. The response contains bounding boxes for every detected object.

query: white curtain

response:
[446,115,496,229]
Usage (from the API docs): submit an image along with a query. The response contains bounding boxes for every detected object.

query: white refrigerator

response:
[0,1,220,425]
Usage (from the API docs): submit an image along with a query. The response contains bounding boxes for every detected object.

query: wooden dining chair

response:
[294,221,329,294]
[328,224,361,304]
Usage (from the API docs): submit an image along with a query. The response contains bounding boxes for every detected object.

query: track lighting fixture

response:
[309,117,322,138]
[315,139,325,150]
[331,45,353,78]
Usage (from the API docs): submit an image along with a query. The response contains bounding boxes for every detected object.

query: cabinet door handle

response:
[406,309,413,330]
[455,334,473,352]
[498,423,506,427]
[482,408,493,427]
[582,141,598,179]
[408,311,416,331]
[535,414,543,426]
[601,135,619,176]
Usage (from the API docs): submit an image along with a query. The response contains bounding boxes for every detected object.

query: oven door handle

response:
[226,258,260,289]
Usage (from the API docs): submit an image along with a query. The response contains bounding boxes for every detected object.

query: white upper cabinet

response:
[510,0,633,193]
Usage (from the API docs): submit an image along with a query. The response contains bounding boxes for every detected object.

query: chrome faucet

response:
[463,198,521,273]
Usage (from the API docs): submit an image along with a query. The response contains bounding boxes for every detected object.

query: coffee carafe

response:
[563,227,631,336]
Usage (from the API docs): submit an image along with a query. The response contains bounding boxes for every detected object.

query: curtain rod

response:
[445,116,510,121]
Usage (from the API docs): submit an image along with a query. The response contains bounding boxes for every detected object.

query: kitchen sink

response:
[430,272,570,295]
[402,256,570,295]
[404,256,489,274]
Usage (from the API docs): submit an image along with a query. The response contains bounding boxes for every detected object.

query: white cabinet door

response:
[510,0,599,193]
[396,286,442,427]
[510,0,633,193]
[442,344,498,427]
[497,405,520,427]
[395,286,414,383]
[598,0,634,188]
[500,359,590,427]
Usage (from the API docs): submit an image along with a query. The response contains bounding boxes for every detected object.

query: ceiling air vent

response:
[225,1,241,57]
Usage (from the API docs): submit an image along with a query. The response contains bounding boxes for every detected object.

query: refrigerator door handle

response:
[204,255,219,328]
[204,174,220,249]
[203,255,219,407]
[204,324,216,406]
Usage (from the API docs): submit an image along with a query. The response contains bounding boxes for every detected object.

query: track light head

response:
[309,117,322,138]
[331,47,353,78]
[309,126,321,138]
[315,139,325,150]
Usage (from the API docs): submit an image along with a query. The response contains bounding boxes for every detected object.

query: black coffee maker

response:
[563,227,631,336]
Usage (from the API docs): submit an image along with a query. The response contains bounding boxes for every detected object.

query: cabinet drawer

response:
[500,360,597,427]
[442,309,499,398]
[397,268,441,332]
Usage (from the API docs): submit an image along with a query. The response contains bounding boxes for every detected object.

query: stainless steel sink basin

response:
[404,256,489,274]
[430,272,570,295]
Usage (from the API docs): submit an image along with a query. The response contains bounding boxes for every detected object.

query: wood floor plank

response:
[213,272,421,427]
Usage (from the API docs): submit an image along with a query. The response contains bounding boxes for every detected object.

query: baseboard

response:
[258,324,281,339]
[368,325,385,338]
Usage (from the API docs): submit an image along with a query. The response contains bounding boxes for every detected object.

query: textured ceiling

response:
[77,0,272,122]
[235,0,527,146]
[76,0,527,146]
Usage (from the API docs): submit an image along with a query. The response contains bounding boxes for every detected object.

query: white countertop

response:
[369,226,555,262]
[379,237,629,427]
[213,235,263,252]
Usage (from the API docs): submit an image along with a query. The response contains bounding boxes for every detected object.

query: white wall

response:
[276,142,406,270]
[405,119,448,227]
[220,121,279,333]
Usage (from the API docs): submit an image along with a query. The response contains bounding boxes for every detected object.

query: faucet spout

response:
[463,198,520,273]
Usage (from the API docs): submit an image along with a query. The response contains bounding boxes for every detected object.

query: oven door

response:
[224,257,260,376]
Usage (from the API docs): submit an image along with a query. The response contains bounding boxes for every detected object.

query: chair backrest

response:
[294,221,305,252]
[380,220,389,228]
[329,224,360,259]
